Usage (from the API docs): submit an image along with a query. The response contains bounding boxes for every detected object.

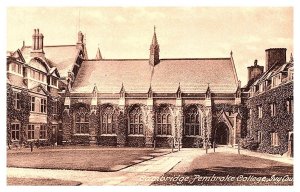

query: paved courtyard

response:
[7,146,293,186]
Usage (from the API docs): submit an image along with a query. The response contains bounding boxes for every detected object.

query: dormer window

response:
[51,77,58,87]
[288,68,294,81]
[30,69,46,83]
[10,63,22,75]
[272,74,282,88]
[259,83,264,93]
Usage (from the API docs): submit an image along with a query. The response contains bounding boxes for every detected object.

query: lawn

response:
[152,152,293,186]
[7,147,169,172]
[7,177,81,186]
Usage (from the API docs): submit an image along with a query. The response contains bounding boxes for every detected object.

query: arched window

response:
[156,106,172,135]
[184,106,201,136]
[101,106,118,134]
[129,106,144,135]
[75,107,89,134]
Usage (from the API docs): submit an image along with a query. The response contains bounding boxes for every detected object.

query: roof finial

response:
[154,25,156,33]
[230,50,233,57]
[254,59,258,66]
[290,53,293,62]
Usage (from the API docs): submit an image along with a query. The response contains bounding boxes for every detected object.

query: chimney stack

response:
[247,59,264,82]
[31,28,45,57]
[265,48,287,71]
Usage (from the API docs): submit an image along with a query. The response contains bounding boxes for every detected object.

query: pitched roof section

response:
[252,61,292,86]
[71,58,238,94]
[21,45,79,77]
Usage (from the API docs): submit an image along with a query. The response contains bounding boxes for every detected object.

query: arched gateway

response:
[214,122,230,145]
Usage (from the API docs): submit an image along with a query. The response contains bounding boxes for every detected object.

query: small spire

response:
[95,44,102,60]
[290,53,293,62]
[230,50,233,57]
[92,84,98,97]
[177,82,181,91]
[176,82,182,98]
[206,83,211,99]
[148,84,153,98]
[120,82,125,98]
[152,25,158,45]
[120,82,125,92]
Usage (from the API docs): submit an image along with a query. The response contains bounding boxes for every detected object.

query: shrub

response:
[241,136,259,151]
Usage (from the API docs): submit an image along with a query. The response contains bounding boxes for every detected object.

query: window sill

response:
[30,112,47,115]
[128,134,145,137]
[184,135,202,138]
[156,135,173,137]
[74,134,90,136]
[100,134,117,136]
[7,71,23,77]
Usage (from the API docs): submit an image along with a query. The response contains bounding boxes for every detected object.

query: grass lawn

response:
[7,147,169,171]
[7,177,81,186]
[152,152,293,186]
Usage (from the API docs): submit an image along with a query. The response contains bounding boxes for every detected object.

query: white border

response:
[1,1,298,192]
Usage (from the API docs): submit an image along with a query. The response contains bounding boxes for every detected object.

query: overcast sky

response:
[7,7,293,86]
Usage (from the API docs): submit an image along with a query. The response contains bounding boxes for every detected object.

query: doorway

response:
[214,122,229,145]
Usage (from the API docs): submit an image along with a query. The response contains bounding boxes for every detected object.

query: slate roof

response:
[71,58,238,94]
[21,45,79,77]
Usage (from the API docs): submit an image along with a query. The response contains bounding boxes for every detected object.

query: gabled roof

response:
[72,58,238,94]
[29,84,49,95]
[21,45,79,77]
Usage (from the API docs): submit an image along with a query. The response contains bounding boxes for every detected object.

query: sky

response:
[7,7,293,86]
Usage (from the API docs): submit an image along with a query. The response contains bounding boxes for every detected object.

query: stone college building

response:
[6,28,293,156]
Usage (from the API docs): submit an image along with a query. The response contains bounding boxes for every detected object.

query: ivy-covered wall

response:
[127,136,146,147]
[182,137,203,148]
[7,84,30,145]
[247,82,293,154]
[97,136,117,146]
[7,82,64,147]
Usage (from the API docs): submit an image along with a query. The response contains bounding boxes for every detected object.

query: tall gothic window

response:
[129,106,144,135]
[184,106,201,136]
[75,107,89,134]
[101,106,118,134]
[156,106,172,135]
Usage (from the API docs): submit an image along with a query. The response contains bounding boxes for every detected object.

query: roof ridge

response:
[44,45,76,48]
[84,58,231,62]
[161,58,231,60]
[22,45,76,49]
[86,59,148,61]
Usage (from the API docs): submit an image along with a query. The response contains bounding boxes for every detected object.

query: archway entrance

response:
[214,122,229,145]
